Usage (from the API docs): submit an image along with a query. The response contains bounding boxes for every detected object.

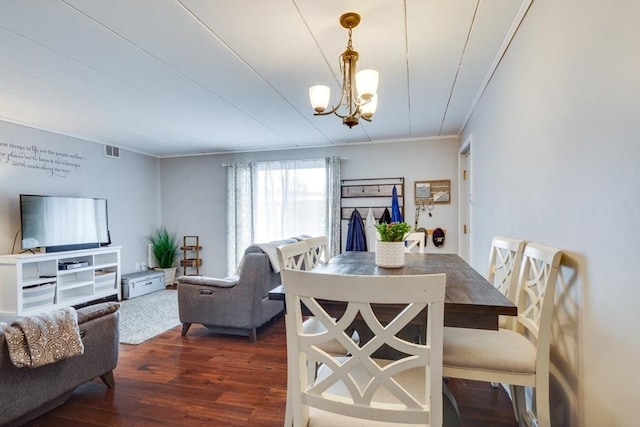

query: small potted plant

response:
[147,226,180,286]
[374,222,412,268]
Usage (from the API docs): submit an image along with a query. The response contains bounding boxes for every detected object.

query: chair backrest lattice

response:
[282,269,446,426]
[404,232,426,253]
[305,236,330,268]
[487,237,526,302]
[514,242,563,346]
[276,241,311,271]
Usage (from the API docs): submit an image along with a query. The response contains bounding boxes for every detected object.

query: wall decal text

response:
[0,142,86,178]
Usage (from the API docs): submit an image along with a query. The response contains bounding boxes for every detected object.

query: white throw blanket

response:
[255,242,286,273]
[2,307,84,368]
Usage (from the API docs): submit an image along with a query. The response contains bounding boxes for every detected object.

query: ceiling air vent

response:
[104,145,120,159]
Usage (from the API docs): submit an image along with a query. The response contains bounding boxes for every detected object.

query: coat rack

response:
[340,177,404,250]
[340,177,404,220]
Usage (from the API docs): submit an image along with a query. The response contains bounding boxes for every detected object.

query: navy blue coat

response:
[345,208,367,251]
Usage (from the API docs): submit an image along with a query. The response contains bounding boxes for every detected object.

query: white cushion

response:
[302,317,360,355]
[443,326,536,375]
[308,358,428,427]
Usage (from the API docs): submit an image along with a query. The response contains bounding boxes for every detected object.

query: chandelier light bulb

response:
[356,69,379,101]
[309,85,331,113]
[360,94,378,119]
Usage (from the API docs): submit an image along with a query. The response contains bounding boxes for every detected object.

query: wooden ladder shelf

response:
[180,235,202,276]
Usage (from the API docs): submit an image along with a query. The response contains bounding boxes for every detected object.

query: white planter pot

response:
[155,267,177,286]
[375,241,405,268]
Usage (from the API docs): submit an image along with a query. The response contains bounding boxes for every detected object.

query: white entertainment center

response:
[0,246,121,321]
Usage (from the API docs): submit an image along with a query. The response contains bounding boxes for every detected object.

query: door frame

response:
[458,135,473,263]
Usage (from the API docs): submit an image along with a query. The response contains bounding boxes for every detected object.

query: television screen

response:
[20,195,109,252]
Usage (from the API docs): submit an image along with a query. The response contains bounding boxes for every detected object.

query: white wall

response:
[461,1,639,425]
[0,121,162,275]
[160,137,460,277]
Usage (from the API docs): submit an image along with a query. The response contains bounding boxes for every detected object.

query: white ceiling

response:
[0,0,528,157]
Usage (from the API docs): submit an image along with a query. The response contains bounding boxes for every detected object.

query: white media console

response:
[0,246,121,321]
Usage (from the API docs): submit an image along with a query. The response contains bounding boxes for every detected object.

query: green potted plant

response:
[147,226,180,286]
[374,222,411,268]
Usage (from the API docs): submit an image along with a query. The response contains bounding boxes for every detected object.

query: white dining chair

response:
[277,241,311,271]
[488,236,526,302]
[282,269,446,427]
[443,242,562,427]
[487,236,526,329]
[404,232,426,253]
[304,236,330,267]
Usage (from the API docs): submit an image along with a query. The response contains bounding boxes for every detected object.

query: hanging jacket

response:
[345,208,367,251]
[379,207,391,224]
[391,185,403,223]
[365,208,377,252]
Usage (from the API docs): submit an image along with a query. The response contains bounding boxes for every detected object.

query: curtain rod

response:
[221,157,347,167]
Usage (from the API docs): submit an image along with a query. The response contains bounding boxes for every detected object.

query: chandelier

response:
[309,12,379,128]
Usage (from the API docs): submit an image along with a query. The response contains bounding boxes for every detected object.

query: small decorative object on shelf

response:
[374,222,411,268]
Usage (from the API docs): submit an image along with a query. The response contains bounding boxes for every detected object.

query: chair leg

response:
[510,385,527,426]
[284,384,292,427]
[181,323,192,336]
[284,313,293,427]
[248,328,257,343]
[510,384,551,427]
[535,378,551,427]
[442,380,462,427]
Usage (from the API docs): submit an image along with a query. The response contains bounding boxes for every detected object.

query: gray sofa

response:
[177,238,298,342]
[0,302,120,426]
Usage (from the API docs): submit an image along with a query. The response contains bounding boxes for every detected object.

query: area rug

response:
[118,289,180,345]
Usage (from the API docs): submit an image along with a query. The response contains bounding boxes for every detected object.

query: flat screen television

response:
[20,194,110,253]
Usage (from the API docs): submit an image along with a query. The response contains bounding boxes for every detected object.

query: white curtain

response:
[226,157,341,275]
[325,156,341,258]
[226,162,253,275]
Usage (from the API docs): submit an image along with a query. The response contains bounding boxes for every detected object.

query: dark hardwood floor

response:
[26,316,518,426]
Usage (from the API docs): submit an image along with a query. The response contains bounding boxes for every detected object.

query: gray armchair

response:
[177,239,298,342]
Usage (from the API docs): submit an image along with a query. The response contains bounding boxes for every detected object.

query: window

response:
[253,160,326,242]
[227,157,340,274]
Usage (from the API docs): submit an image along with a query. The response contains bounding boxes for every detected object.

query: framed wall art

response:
[414,179,451,205]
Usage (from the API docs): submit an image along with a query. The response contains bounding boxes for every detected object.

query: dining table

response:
[268,251,518,427]
[268,251,517,331]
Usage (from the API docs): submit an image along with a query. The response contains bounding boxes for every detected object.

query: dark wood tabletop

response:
[269,251,517,330]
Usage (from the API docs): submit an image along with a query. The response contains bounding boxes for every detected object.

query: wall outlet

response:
[135,262,141,271]
[141,262,147,270]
